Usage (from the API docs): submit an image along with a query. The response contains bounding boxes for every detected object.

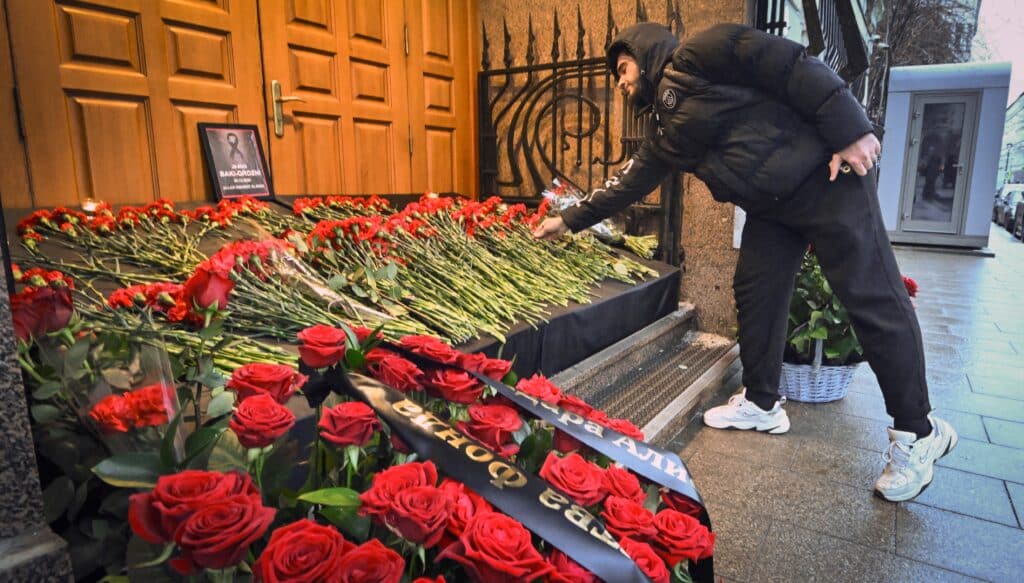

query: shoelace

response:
[882,440,912,467]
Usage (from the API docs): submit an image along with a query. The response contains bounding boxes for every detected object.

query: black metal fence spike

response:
[482,21,491,71]
[606,0,617,49]
[552,10,561,63]
[503,18,513,68]
[526,14,537,66]
[576,5,586,60]
[667,0,685,35]
[637,0,648,23]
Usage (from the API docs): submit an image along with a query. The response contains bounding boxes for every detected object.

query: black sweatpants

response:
[735,167,932,428]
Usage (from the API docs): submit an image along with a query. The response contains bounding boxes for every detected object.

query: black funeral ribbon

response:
[381,343,715,583]
[314,366,653,583]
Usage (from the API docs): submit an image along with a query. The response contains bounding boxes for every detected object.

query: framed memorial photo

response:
[198,123,274,200]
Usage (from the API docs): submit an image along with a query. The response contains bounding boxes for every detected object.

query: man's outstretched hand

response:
[829,133,882,182]
[532,216,569,240]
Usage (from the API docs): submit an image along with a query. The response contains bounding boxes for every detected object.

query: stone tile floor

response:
[678,225,1024,583]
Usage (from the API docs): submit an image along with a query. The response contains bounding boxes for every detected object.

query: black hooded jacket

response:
[560,23,875,232]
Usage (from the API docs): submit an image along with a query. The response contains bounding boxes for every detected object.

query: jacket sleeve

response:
[559,141,672,233]
[675,23,874,152]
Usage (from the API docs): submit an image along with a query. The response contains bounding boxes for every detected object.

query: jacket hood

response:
[606,23,679,107]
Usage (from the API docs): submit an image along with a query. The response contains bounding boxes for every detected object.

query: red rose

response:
[552,429,585,454]
[557,394,597,419]
[366,350,424,392]
[546,548,599,583]
[296,324,347,368]
[390,432,412,454]
[539,452,606,507]
[128,470,259,544]
[227,363,306,404]
[182,264,234,312]
[600,496,657,540]
[438,478,493,539]
[319,401,381,448]
[360,461,438,518]
[456,404,522,457]
[413,578,445,583]
[661,491,704,519]
[603,417,645,441]
[425,369,483,404]
[173,494,275,571]
[123,383,172,428]
[230,394,296,449]
[903,275,919,298]
[399,335,460,364]
[619,537,670,583]
[458,352,512,381]
[253,519,355,583]
[89,394,132,433]
[602,465,646,504]
[11,285,73,342]
[383,486,451,548]
[651,508,715,566]
[352,325,383,344]
[336,539,404,583]
[436,512,555,582]
[516,374,562,403]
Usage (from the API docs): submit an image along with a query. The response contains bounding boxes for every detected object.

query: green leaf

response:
[42,476,74,523]
[101,369,134,390]
[345,348,365,371]
[198,319,224,341]
[809,310,823,326]
[31,404,62,424]
[327,274,348,291]
[501,370,518,386]
[298,487,361,507]
[809,326,829,340]
[207,430,248,473]
[184,426,227,465]
[319,506,371,541]
[194,369,226,390]
[517,429,553,475]
[92,453,167,488]
[383,262,398,281]
[511,419,532,444]
[99,576,131,583]
[160,410,183,469]
[68,480,90,522]
[31,381,63,400]
[63,338,92,378]
[206,391,235,418]
[131,542,175,569]
[672,560,694,583]
[345,445,361,471]
[642,484,661,514]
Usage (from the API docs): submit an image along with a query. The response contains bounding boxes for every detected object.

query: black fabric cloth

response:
[737,167,931,425]
[459,258,680,377]
[560,23,875,232]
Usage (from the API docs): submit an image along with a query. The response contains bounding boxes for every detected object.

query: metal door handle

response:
[271,80,305,137]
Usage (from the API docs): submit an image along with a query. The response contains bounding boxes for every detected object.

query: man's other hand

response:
[532,216,569,240]
[829,133,882,181]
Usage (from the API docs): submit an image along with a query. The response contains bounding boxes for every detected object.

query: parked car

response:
[994,185,1024,230]
[1014,201,1024,240]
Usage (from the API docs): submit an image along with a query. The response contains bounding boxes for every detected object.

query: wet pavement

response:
[680,224,1024,583]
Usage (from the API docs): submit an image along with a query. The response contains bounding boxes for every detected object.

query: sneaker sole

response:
[703,415,790,435]
[873,429,959,503]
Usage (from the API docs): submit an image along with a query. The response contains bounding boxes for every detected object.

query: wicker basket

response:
[779,339,860,403]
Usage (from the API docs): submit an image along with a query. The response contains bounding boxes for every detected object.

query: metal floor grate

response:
[565,333,735,429]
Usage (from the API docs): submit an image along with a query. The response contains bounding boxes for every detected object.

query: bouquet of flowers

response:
[541,178,660,259]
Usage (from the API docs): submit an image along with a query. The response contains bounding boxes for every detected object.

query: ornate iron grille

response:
[478,0,685,265]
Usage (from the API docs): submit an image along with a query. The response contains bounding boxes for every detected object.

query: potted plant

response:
[780,251,919,403]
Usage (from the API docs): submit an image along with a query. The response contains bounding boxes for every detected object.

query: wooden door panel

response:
[7,0,262,206]
[260,0,411,195]
[406,0,474,195]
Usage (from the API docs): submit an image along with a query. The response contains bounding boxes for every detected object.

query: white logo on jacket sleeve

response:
[661,88,677,110]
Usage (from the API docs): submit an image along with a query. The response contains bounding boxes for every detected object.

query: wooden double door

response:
[4,0,476,208]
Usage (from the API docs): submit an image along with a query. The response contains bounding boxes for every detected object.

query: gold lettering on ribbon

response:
[583,421,605,437]
[558,411,584,426]
[464,444,494,463]
[393,399,423,416]
[488,462,527,489]
[539,487,570,509]
[434,428,472,450]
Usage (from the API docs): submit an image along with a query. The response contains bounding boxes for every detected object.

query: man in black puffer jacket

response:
[533,22,957,503]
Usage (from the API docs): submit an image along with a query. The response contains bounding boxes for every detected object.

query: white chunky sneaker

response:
[874,414,958,502]
[702,390,790,434]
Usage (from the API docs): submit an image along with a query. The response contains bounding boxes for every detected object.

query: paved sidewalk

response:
[680,225,1024,583]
